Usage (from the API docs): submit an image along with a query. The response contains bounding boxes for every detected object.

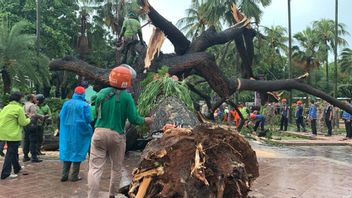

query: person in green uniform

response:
[36,94,51,155]
[88,65,153,198]
[118,12,144,63]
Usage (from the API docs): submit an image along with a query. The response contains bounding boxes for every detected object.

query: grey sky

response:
[144,0,351,53]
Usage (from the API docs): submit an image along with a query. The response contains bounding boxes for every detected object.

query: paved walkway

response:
[250,145,352,198]
[0,145,351,198]
[0,151,138,198]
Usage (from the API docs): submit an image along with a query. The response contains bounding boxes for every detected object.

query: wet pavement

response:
[0,142,351,198]
[250,141,352,197]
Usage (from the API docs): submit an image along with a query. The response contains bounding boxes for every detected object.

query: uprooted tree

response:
[49,1,352,115]
[48,1,352,197]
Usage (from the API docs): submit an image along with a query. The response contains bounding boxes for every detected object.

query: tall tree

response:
[287,0,292,120]
[292,27,320,72]
[313,19,348,93]
[334,0,338,97]
[340,48,352,74]
[0,20,49,94]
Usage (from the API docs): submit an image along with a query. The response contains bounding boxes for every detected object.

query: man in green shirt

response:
[118,12,145,63]
[36,94,51,155]
[118,12,144,44]
[0,92,30,179]
[88,65,153,198]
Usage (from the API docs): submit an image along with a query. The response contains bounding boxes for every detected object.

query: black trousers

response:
[238,118,248,132]
[344,120,352,138]
[0,141,5,152]
[325,119,333,136]
[311,119,317,135]
[23,125,38,160]
[280,116,288,131]
[296,116,306,132]
[1,141,21,179]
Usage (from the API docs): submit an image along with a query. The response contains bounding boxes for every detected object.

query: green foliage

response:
[177,0,272,40]
[45,97,66,114]
[140,66,170,87]
[138,75,194,116]
[0,19,50,91]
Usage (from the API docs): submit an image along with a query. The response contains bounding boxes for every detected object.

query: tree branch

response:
[188,22,246,53]
[237,78,352,114]
[49,56,110,84]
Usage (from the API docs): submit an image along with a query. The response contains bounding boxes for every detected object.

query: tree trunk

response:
[1,66,12,94]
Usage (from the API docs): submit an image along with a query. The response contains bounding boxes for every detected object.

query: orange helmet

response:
[109,66,132,88]
[250,113,257,120]
[281,98,287,103]
[297,100,302,105]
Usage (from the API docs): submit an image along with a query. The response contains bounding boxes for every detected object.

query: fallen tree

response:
[49,1,352,114]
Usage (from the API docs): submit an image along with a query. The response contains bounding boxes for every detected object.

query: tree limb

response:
[188,22,246,53]
[237,78,352,114]
[49,56,110,84]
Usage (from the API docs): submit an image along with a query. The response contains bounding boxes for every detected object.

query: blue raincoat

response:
[59,93,92,162]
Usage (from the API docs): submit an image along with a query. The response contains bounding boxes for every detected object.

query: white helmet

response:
[121,64,137,79]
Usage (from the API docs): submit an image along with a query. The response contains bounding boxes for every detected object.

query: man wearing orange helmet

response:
[279,98,289,131]
[88,65,153,198]
[295,100,306,132]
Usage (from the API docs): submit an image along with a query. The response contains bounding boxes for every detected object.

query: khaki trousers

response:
[88,128,126,198]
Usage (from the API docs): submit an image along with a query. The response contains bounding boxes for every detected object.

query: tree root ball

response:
[128,125,259,198]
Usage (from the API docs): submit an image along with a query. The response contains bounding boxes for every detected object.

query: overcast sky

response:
[143,0,352,54]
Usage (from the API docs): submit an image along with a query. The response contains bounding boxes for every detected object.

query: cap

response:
[74,86,85,94]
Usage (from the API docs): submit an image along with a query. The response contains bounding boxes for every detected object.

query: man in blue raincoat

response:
[59,86,92,182]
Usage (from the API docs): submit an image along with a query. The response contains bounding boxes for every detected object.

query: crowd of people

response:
[206,98,352,139]
[0,65,153,198]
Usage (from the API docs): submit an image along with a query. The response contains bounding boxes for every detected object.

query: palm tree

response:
[334,0,338,97]
[292,27,320,72]
[176,0,210,39]
[177,0,272,39]
[263,25,288,55]
[0,20,49,94]
[312,19,348,92]
[340,48,352,74]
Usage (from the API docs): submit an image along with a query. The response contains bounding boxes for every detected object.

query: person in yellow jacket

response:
[0,92,30,179]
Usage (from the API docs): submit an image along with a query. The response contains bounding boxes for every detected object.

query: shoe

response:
[324,134,332,137]
[31,159,43,163]
[1,174,9,180]
[0,151,4,157]
[9,174,18,179]
[23,157,30,162]
[60,177,68,182]
[71,177,82,182]
[14,167,22,174]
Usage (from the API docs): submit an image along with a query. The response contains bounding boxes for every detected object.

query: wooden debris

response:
[191,143,209,186]
[144,27,165,70]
